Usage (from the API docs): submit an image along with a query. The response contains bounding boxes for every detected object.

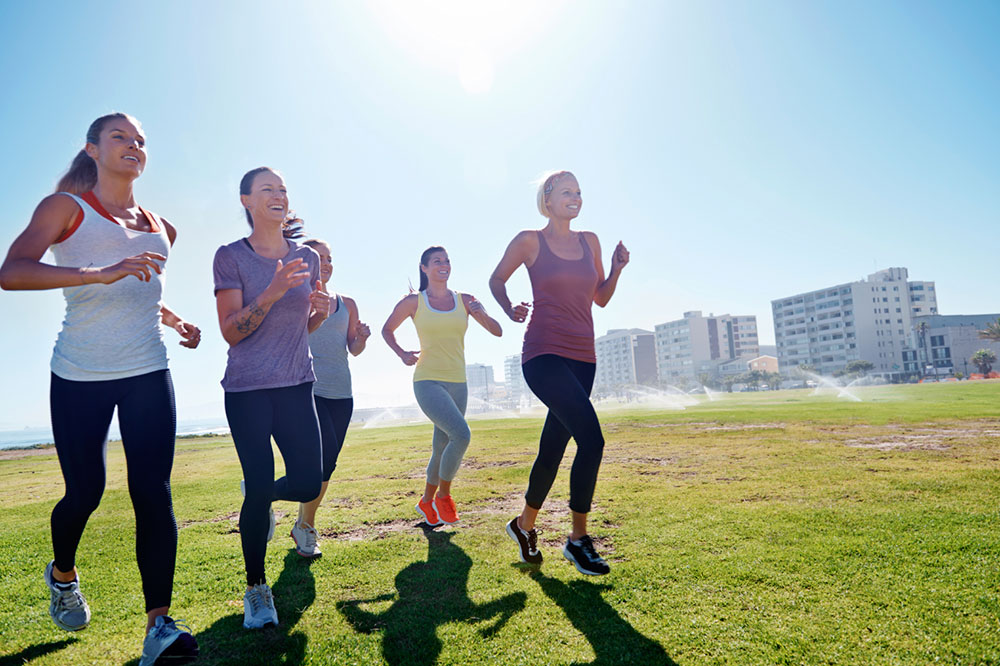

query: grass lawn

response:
[1,381,998,665]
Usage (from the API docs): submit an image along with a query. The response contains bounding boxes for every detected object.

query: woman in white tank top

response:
[0,113,201,666]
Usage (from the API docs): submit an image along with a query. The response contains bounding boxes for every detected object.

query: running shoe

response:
[44,561,91,631]
[415,499,441,526]
[563,535,610,575]
[291,520,321,558]
[433,495,459,524]
[138,615,199,666]
[241,479,275,541]
[243,583,279,629]
[505,517,542,565]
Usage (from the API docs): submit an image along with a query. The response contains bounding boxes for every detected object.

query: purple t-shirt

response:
[213,238,320,392]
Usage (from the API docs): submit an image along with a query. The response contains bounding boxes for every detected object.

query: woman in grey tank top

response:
[0,113,201,664]
[289,238,371,558]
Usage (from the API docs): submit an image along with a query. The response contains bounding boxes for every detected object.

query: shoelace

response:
[303,525,318,548]
[526,527,539,554]
[577,536,605,563]
[152,617,192,640]
[56,585,86,610]
[248,586,271,614]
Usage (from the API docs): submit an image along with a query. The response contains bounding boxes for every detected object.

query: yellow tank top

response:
[413,290,469,383]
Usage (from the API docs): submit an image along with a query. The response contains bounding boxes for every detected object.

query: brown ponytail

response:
[55,112,139,195]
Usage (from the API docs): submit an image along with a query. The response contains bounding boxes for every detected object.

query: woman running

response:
[489,170,629,575]
[290,238,371,558]
[0,113,200,664]
[382,246,502,526]
[213,167,330,629]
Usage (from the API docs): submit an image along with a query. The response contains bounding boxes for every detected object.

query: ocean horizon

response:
[0,418,232,451]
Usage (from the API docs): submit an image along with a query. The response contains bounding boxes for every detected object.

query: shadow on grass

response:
[0,638,76,666]
[185,549,317,666]
[528,570,676,666]
[338,527,527,666]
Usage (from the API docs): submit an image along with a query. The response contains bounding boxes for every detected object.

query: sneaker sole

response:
[505,522,542,564]
[50,613,89,632]
[290,529,322,559]
[562,546,609,576]
[243,619,278,630]
[415,503,442,526]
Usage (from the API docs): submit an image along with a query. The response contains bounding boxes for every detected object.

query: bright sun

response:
[367,0,566,94]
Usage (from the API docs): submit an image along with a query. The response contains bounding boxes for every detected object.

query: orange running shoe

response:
[433,495,458,524]
[415,499,441,526]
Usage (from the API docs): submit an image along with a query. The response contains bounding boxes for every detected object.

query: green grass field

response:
[1,381,998,665]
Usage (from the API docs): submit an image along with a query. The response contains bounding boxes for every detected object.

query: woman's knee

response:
[287,473,323,503]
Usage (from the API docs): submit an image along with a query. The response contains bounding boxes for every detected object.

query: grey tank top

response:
[310,294,352,399]
[50,192,170,381]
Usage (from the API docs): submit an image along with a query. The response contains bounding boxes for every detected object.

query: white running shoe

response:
[241,479,275,541]
[138,615,199,666]
[291,520,321,558]
[44,561,91,631]
[243,583,279,629]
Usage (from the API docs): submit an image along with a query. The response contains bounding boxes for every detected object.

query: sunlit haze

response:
[1,1,997,429]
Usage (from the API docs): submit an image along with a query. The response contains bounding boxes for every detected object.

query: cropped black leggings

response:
[315,396,354,482]
[49,369,177,612]
[521,354,605,514]
[225,382,323,586]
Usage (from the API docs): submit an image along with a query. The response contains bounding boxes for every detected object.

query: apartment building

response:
[902,313,1000,377]
[772,267,938,379]
[503,354,535,408]
[466,363,495,401]
[654,311,760,382]
[594,328,657,392]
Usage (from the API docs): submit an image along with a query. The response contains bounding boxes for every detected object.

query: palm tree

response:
[978,317,1000,342]
[971,349,997,377]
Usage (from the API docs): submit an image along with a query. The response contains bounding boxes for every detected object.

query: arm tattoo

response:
[235,299,267,335]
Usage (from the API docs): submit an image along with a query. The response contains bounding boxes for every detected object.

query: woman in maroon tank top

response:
[489,170,629,575]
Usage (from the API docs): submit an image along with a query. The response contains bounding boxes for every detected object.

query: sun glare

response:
[368,0,566,94]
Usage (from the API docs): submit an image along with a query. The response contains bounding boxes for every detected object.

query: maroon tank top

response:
[522,230,600,364]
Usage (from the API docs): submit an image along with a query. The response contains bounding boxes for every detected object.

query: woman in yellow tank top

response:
[382,246,502,525]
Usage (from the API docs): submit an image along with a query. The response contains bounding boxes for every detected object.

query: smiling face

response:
[310,242,333,284]
[544,174,582,220]
[240,170,288,229]
[85,117,146,180]
[420,250,451,286]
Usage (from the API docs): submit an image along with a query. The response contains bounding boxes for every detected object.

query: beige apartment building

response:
[772,267,938,379]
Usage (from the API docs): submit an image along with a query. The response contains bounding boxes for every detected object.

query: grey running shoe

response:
[243,583,279,629]
[506,517,542,565]
[44,561,91,631]
[138,615,199,666]
[563,535,610,575]
[291,521,321,558]
[241,479,275,541]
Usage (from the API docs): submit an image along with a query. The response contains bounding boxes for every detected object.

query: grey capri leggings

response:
[413,380,471,486]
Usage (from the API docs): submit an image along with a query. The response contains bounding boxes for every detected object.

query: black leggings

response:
[49,369,177,612]
[315,396,354,482]
[521,355,604,514]
[225,382,323,586]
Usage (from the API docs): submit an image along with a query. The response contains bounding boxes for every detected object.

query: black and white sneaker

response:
[505,517,542,564]
[563,535,610,575]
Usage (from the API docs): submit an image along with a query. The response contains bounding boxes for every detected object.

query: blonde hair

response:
[535,170,574,218]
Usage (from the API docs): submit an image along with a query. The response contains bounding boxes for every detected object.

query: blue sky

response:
[1,0,998,427]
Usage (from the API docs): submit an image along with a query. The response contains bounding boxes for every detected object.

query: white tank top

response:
[49,192,170,381]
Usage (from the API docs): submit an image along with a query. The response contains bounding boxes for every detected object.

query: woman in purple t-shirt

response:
[489,170,629,576]
[212,167,331,629]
